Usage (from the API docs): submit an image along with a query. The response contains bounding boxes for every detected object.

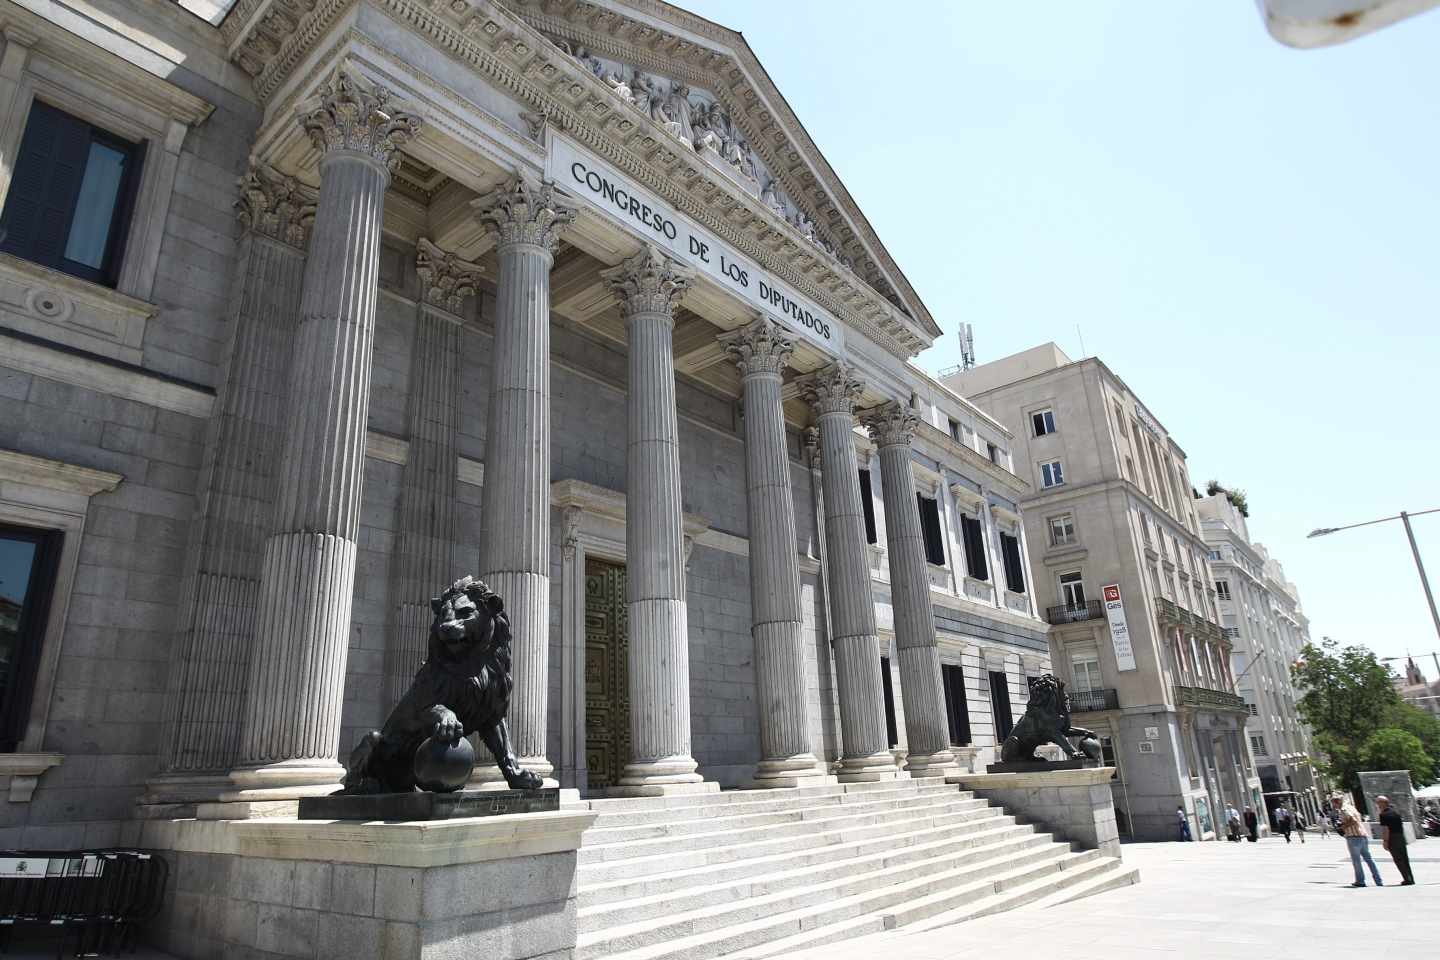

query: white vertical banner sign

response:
[545,135,844,357]
[1102,583,1138,672]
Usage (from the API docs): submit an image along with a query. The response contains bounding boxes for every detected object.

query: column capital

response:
[235,163,315,249]
[797,362,864,418]
[297,68,420,172]
[600,245,693,320]
[717,316,793,377]
[416,237,484,316]
[861,401,918,448]
[472,176,576,254]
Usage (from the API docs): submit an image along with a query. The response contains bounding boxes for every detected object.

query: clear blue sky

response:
[681,0,1440,674]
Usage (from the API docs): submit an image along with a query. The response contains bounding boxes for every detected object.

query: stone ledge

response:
[948,766,1117,789]
[141,810,596,868]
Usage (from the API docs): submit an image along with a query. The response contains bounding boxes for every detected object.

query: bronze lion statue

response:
[999,674,1102,764]
[341,576,542,793]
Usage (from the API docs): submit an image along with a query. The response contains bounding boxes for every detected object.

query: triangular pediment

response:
[500,0,940,346]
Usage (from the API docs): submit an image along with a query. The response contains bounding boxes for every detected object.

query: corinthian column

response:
[471,177,574,785]
[718,317,828,787]
[862,402,956,778]
[601,246,714,796]
[798,363,897,782]
[228,69,419,800]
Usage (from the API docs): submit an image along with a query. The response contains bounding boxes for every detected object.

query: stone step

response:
[578,829,1064,940]
[578,800,1005,879]
[575,779,961,826]
[896,853,1125,932]
[1008,858,1140,911]
[579,817,1034,908]
[582,793,990,848]
[579,848,1095,960]
[720,854,1125,960]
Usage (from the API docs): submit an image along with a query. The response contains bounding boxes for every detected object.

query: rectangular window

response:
[1101,735,1118,769]
[989,670,1013,741]
[916,494,946,566]
[987,442,1000,465]
[1114,403,1128,437]
[857,469,878,545]
[1031,409,1056,437]
[0,523,63,751]
[960,513,988,581]
[1124,456,1136,483]
[1215,580,1231,600]
[1250,735,1267,756]
[1060,571,1087,609]
[0,101,144,287]
[1040,460,1064,488]
[948,418,960,442]
[880,656,898,748]
[1048,513,1076,546]
[1000,532,1025,594]
[1208,549,1221,561]
[1070,649,1103,692]
[941,663,971,746]
[1246,701,1259,717]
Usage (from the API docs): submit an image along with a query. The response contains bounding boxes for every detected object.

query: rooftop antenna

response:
[1076,324,1087,359]
[959,322,975,370]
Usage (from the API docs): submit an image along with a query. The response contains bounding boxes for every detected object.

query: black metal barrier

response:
[0,851,168,957]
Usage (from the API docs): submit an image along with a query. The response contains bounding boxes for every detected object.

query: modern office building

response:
[946,343,1262,840]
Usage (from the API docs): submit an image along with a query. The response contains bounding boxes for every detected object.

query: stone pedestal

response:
[799,364,895,783]
[1358,769,1424,841]
[948,766,1122,858]
[142,809,595,960]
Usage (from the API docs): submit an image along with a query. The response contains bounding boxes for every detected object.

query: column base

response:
[751,755,835,789]
[906,749,959,779]
[222,758,344,803]
[612,755,713,796]
[837,751,902,783]
[604,780,720,798]
[140,772,233,806]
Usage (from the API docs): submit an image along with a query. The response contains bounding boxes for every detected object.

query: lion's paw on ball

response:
[412,735,475,792]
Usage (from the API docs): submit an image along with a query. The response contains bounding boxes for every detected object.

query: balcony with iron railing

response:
[1046,599,1103,625]
[1068,687,1120,712]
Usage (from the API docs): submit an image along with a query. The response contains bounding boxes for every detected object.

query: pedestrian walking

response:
[1276,804,1293,843]
[1244,806,1259,842]
[1376,795,1415,886]
[1334,795,1383,888]
[1225,805,1243,842]
[1177,806,1192,842]
[1294,812,1307,844]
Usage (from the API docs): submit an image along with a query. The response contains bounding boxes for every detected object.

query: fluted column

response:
[799,364,897,782]
[718,318,829,788]
[471,178,575,785]
[862,403,956,778]
[228,70,419,800]
[601,246,713,796]
[146,165,314,805]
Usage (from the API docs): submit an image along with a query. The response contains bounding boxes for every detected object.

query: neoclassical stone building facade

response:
[0,0,1051,842]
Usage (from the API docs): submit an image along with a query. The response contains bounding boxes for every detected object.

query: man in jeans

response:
[1334,795,1383,888]
[1377,795,1416,885]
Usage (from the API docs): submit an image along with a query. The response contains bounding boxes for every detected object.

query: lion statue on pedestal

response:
[999,674,1103,764]
[341,575,542,794]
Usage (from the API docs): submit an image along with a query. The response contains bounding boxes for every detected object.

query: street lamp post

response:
[1309,507,1440,649]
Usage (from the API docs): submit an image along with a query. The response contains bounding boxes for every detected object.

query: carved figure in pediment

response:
[605,69,633,105]
[691,101,720,154]
[575,46,606,79]
[761,179,787,217]
[791,208,816,241]
[732,139,757,182]
[666,82,698,148]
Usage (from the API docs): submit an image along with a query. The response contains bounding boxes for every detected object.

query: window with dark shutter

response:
[942,663,971,746]
[0,101,143,287]
[989,670,1013,741]
[916,494,945,565]
[1000,532,1025,594]
[0,523,63,752]
[857,469,878,545]
[960,513,988,581]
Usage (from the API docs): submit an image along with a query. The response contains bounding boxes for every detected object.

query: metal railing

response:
[1174,684,1248,713]
[0,850,168,956]
[1068,688,1120,712]
[1046,599,1103,625]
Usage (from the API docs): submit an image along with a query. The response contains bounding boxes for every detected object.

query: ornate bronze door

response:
[584,557,630,790]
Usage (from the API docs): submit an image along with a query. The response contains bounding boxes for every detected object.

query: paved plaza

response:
[788,835,1437,960]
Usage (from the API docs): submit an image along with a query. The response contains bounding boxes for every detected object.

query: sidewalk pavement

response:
[786,834,1436,960]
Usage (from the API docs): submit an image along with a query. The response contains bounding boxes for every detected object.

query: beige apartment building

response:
[1197,494,1324,822]
[946,344,1262,841]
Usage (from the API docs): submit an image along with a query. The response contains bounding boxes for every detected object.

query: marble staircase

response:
[567,778,1137,960]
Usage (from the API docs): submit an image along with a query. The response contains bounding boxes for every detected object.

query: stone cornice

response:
[0,449,123,497]
[225,0,931,360]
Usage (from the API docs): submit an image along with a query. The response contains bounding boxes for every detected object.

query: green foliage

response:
[1359,728,1436,787]
[1203,479,1250,517]
[1381,701,1440,771]
[1292,637,1406,789]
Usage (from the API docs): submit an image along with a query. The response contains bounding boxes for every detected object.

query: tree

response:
[1380,701,1440,776]
[1359,728,1436,787]
[1292,638,1404,789]
[1203,479,1250,517]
